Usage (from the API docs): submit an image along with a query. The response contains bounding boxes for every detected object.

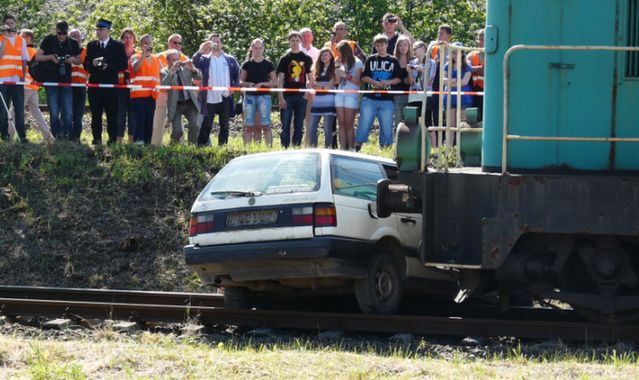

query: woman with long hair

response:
[407,40,437,145]
[334,41,363,150]
[118,28,138,143]
[308,47,336,147]
[392,35,414,131]
[240,38,276,146]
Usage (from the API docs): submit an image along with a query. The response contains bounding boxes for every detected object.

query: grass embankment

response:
[1,333,638,379]
[0,135,392,291]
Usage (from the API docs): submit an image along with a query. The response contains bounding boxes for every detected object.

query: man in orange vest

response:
[151,34,189,146]
[69,28,89,141]
[9,30,54,142]
[130,34,162,144]
[0,14,29,142]
[467,28,485,121]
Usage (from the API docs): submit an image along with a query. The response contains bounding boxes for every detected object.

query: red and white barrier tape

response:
[0,81,484,96]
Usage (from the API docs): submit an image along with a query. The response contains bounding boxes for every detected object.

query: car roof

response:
[229,149,396,166]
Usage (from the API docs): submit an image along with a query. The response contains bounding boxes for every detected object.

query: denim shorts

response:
[335,93,359,109]
[244,95,272,127]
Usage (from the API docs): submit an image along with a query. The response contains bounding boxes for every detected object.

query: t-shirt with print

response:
[241,59,274,97]
[362,54,402,101]
[276,51,313,98]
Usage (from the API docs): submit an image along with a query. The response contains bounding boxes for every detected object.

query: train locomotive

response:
[378,0,639,323]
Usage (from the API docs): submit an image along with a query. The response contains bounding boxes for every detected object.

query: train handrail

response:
[422,42,485,172]
[502,45,639,174]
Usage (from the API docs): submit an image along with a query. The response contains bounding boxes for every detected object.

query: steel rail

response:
[0,296,636,342]
[0,285,223,308]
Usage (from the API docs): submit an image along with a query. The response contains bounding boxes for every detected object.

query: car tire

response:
[354,253,404,314]
[223,287,250,309]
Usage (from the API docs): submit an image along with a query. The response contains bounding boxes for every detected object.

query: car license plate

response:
[227,209,278,227]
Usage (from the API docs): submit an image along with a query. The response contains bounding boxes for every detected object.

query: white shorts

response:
[335,93,359,109]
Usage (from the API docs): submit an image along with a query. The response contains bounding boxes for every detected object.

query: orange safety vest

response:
[0,34,26,79]
[71,48,89,85]
[325,40,356,60]
[468,50,484,88]
[118,49,141,85]
[24,47,39,90]
[129,54,161,100]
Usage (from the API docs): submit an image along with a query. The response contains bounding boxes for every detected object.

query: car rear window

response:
[200,152,321,200]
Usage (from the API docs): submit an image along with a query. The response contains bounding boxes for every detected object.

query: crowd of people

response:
[0,13,485,150]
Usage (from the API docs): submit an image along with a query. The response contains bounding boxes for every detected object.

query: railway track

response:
[1,286,637,342]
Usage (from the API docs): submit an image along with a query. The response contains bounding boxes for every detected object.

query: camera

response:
[1,27,16,33]
[145,46,153,53]
[387,17,398,23]
[95,57,106,69]
[57,55,67,76]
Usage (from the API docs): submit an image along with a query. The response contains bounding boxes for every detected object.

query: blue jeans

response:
[356,97,394,147]
[280,95,307,148]
[244,95,271,127]
[45,86,73,139]
[0,84,25,141]
[72,87,86,141]
[309,114,334,148]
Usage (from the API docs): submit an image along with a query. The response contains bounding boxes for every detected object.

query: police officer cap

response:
[95,19,112,29]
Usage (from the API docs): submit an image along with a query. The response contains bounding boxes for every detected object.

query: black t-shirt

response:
[395,67,409,91]
[362,54,402,101]
[39,34,81,82]
[241,59,274,96]
[276,51,313,97]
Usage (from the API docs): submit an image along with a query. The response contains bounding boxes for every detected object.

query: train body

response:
[380,0,639,322]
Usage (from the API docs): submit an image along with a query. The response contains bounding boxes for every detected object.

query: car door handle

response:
[400,217,416,225]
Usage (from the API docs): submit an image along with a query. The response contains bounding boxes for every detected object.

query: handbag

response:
[27,58,50,83]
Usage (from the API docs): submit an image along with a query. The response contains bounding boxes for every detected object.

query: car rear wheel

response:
[354,253,403,314]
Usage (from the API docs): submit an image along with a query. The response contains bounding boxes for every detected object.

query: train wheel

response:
[354,253,403,314]
[223,287,250,309]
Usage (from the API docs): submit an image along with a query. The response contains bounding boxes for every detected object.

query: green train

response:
[378,0,639,323]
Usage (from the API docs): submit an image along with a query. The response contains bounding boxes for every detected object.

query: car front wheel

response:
[354,253,404,314]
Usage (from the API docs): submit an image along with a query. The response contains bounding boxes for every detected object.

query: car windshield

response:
[200,152,321,200]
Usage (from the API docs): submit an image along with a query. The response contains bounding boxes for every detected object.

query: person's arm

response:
[261,70,276,88]
[277,72,286,109]
[239,69,253,87]
[350,66,363,86]
[35,38,59,63]
[396,17,415,46]
[0,36,6,58]
[131,54,144,73]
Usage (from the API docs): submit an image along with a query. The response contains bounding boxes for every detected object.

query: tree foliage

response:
[2,0,485,61]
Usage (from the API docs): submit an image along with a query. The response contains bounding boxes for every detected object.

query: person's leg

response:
[303,93,314,147]
[144,98,156,144]
[25,89,52,141]
[280,96,294,148]
[170,105,185,143]
[378,100,394,147]
[130,98,144,143]
[151,92,168,146]
[355,97,375,148]
[344,107,357,150]
[72,87,86,141]
[116,88,128,143]
[217,98,230,146]
[393,94,408,132]
[243,95,257,144]
[308,114,321,147]
[88,88,103,144]
[322,115,334,148]
[291,96,307,146]
[60,87,73,139]
[8,85,25,141]
[45,86,61,138]
[104,88,119,144]
[0,85,12,140]
[197,103,215,146]
[185,104,200,145]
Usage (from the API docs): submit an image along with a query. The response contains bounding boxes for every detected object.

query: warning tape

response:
[0,81,484,96]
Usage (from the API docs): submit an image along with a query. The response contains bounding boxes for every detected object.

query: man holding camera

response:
[129,34,162,144]
[162,49,201,145]
[84,18,127,145]
[370,13,414,55]
[0,14,29,143]
[35,20,81,139]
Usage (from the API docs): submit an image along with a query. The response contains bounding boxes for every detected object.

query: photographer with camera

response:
[0,14,29,143]
[370,13,414,56]
[35,20,81,139]
[129,34,162,144]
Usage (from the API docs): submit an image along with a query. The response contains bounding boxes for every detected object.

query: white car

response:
[184,150,443,313]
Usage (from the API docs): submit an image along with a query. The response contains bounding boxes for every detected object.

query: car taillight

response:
[314,204,337,227]
[189,213,215,236]
[292,206,314,225]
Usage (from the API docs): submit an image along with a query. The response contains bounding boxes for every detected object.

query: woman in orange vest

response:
[69,28,89,141]
[129,34,161,144]
[0,14,29,142]
[118,28,138,143]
